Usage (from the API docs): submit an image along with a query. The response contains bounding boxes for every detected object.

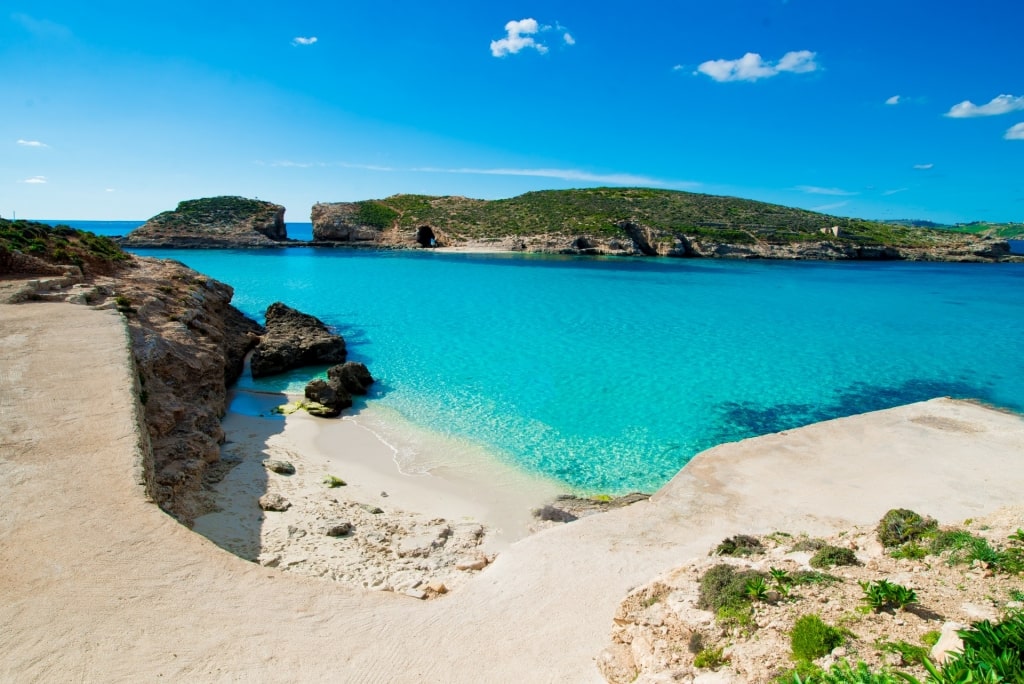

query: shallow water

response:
[129,247,1024,494]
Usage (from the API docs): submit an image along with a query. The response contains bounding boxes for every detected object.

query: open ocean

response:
[103,242,1024,495]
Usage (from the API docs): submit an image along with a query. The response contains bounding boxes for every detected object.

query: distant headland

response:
[121,189,1020,261]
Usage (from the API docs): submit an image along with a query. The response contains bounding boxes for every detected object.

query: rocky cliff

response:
[308,189,1018,262]
[123,196,288,248]
[114,257,262,523]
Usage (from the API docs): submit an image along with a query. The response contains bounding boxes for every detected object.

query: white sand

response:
[3,299,1024,682]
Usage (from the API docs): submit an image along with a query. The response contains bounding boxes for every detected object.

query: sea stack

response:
[123,196,288,248]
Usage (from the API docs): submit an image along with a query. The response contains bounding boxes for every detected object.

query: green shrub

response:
[875,639,928,665]
[859,579,918,612]
[791,537,828,553]
[322,475,347,488]
[791,614,845,661]
[714,534,763,557]
[788,659,903,683]
[693,646,727,669]
[876,509,937,548]
[810,545,859,568]
[745,576,769,601]
[697,564,768,611]
[904,612,1024,683]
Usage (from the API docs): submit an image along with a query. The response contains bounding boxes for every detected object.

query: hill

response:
[123,196,287,248]
[0,218,129,276]
[312,188,1014,261]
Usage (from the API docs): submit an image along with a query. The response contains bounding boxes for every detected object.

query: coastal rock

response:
[116,257,262,524]
[327,362,375,395]
[259,493,291,512]
[264,459,296,475]
[303,379,351,417]
[533,492,650,524]
[124,196,288,248]
[250,302,347,378]
[322,520,354,537]
[310,202,389,243]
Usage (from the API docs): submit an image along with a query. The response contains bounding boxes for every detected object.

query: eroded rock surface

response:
[250,302,347,378]
[124,196,288,248]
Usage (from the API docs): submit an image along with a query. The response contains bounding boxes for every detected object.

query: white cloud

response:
[17,139,48,148]
[945,94,1024,118]
[672,64,684,71]
[796,185,857,196]
[697,50,818,82]
[105,188,115,192]
[291,36,318,46]
[491,18,548,57]
[411,165,698,189]
[882,188,908,196]
[885,95,901,105]
[563,32,575,46]
[1005,123,1024,140]
[913,163,934,170]
[21,176,47,184]
[811,200,849,212]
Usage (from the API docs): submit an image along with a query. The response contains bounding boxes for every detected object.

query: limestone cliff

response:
[124,196,287,248]
[115,258,262,523]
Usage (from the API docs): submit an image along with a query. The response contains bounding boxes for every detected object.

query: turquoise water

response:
[129,247,1024,494]
[52,220,316,242]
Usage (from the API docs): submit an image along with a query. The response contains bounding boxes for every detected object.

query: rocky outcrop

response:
[113,257,262,524]
[123,196,288,248]
[303,362,375,418]
[310,203,389,243]
[250,302,347,378]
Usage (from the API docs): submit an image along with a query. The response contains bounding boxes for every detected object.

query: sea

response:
[52,220,1024,494]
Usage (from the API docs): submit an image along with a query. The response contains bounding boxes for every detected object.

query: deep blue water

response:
[42,220,316,242]
[125,247,1024,494]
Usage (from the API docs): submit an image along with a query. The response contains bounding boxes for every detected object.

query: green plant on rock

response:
[745,576,769,601]
[713,534,764,557]
[791,614,845,661]
[810,545,859,568]
[697,564,769,612]
[875,639,929,666]
[693,646,727,669]
[790,660,904,684]
[876,509,938,548]
[770,567,794,597]
[859,579,918,612]
[897,612,1024,683]
[323,475,346,488]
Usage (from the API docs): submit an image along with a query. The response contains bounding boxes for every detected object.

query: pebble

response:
[404,588,427,600]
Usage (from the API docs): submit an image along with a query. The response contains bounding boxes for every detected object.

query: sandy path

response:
[2,300,1023,683]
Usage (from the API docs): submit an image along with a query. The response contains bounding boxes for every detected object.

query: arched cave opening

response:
[416,226,437,248]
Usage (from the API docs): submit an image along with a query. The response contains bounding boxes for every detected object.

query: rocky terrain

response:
[123,196,289,248]
[249,302,347,377]
[308,189,1018,262]
[598,507,1024,683]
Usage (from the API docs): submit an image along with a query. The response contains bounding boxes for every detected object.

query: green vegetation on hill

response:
[356,188,976,248]
[942,221,1024,240]
[147,196,280,227]
[0,218,129,272]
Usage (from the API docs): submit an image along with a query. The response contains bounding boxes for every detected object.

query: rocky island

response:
[122,195,289,248]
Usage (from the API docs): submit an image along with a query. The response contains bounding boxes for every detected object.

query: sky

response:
[2,1,1022,223]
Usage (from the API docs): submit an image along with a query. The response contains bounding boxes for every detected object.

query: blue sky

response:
[2,1,1022,223]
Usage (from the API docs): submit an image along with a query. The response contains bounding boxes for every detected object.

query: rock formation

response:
[111,257,263,524]
[303,362,375,418]
[250,302,347,377]
[310,202,389,243]
[123,196,288,248]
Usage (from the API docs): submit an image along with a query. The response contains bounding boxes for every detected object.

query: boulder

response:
[264,459,296,475]
[322,520,353,537]
[250,302,346,378]
[258,493,291,512]
[327,362,375,395]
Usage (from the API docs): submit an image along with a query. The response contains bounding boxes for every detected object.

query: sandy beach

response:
[3,298,1024,682]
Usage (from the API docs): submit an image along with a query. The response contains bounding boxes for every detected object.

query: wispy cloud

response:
[945,94,1024,118]
[885,95,901,106]
[913,163,934,170]
[17,139,48,148]
[811,200,849,212]
[411,166,696,188]
[291,36,318,46]
[11,13,72,39]
[796,185,857,196]
[20,176,47,184]
[563,32,575,46]
[1005,123,1024,140]
[255,160,397,172]
[105,188,115,192]
[491,18,547,57]
[882,188,908,196]
[696,50,818,82]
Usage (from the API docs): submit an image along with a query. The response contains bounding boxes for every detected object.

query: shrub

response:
[697,564,768,611]
[788,659,903,683]
[714,534,764,557]
[905,612,1024,683]
[810,545,859,568]
[693,646,727,669]
[792,538,828,553]
[859,579,918,612]
[876,509,937,548]
[791,614,845,661]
